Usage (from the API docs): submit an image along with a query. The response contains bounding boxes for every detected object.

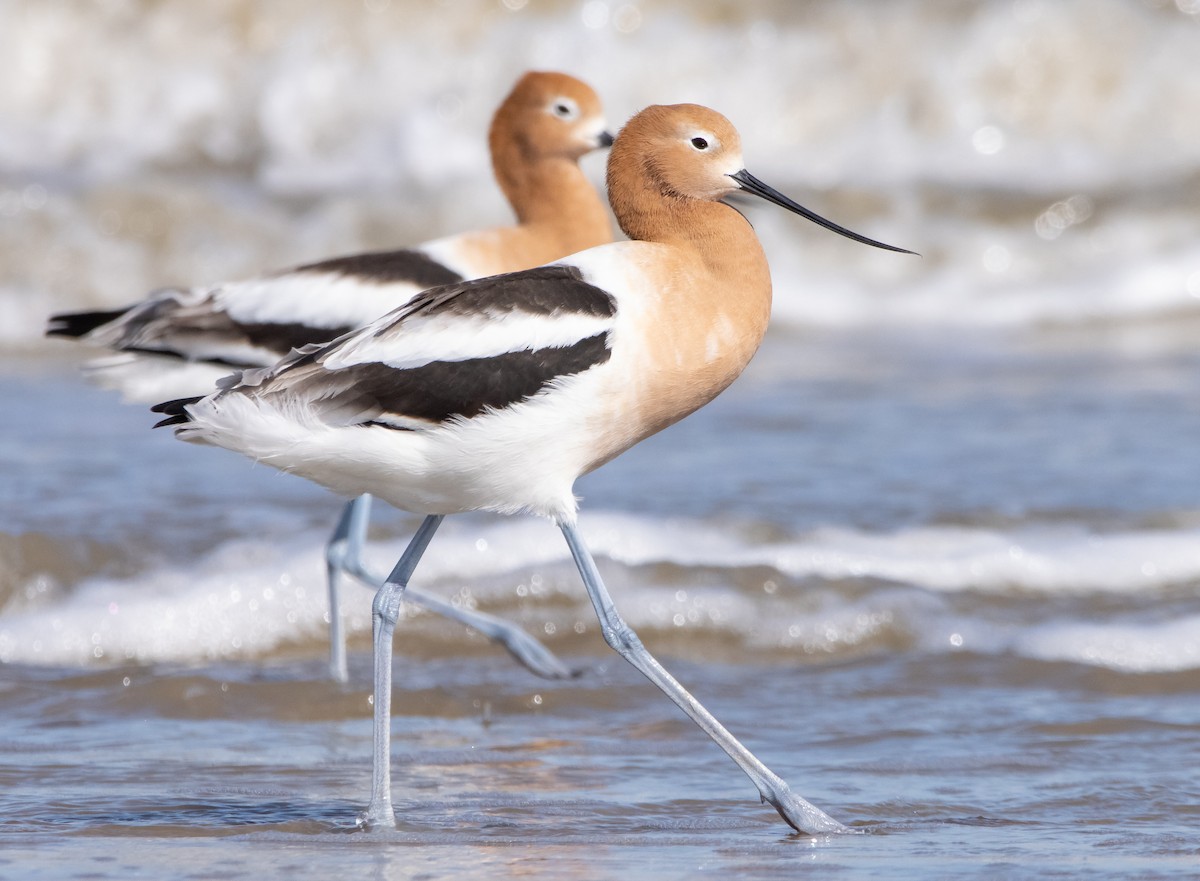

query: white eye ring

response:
[549,97,580,120]
[688,131,718,151]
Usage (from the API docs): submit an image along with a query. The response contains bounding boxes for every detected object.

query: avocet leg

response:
[362,514,444,828]
[334,505,574,681]
[324,494,374,683]
[559,521,847,835]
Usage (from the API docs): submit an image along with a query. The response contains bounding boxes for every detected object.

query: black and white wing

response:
[48,248,464,369]
[179,264,618,431]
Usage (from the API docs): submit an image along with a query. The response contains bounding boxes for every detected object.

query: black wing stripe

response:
[150,395,204,428]
[294,248,464,288]
[304,332,611,428]
[46,298,352,367]
[235,321,355,359]
[442,265,616,319]
[46,308,131,338]
[396,265,616,330]
[107,320,355,369]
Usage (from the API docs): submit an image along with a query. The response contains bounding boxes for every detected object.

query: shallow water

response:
[2,651,1198,880]
[3,1,1200,878]
[4,333,1199,879]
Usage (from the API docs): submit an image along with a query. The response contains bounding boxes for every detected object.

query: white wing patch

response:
[219,272,426,329]
[324,308,613,371]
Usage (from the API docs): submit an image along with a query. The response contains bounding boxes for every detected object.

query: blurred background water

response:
[2,1,1199,878]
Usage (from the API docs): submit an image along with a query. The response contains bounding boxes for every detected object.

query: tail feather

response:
[46,308,130,339]
[151,395,204,428]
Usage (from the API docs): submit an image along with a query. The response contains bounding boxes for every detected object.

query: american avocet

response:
[153,103,914,833]
[48,70,614,683]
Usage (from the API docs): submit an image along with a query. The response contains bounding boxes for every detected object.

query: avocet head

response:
[608,103,915,253]
[491,71,613,162]
[608,104,746,201]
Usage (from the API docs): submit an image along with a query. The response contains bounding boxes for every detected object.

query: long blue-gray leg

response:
[362,514,444,828]
[325,494,374,682]
[327,497,574,681]
[559,521,848,835]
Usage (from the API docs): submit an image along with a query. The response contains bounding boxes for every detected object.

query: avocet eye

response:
[691,137,709,150]
[550,98,579,120]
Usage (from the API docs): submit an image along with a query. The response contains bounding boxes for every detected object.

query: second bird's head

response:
[491,71,613,162]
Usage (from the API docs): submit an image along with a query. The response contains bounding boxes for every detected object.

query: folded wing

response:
[202,264,618,431]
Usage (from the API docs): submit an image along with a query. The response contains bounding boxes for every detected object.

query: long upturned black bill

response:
[730,169,916,255]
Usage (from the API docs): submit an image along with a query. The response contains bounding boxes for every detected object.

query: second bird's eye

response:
[551,100,578,120]
[691,137,709,150]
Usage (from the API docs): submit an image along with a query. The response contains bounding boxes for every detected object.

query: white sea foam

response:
[1014,617,1200,674]
[6,0,1200,348]
[757,523,1200,594]
[4,1,1196,189]
[2,512,1196,671]
[0,538,340,667]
